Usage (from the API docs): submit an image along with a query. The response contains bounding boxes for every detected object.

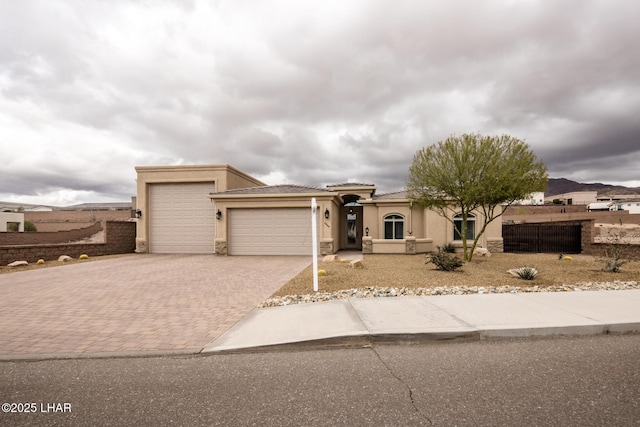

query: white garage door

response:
[149,183,216,254]
[229,208,318,255]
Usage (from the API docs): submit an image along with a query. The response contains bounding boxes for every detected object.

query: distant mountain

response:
[546,178,640,197]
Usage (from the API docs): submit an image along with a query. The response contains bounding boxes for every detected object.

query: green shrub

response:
[427,247,464,271]
[24,221,37,232]
[508,266,538,280]
[442,243,456,253]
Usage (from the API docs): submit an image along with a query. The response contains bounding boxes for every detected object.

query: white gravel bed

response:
[258,281,640,308]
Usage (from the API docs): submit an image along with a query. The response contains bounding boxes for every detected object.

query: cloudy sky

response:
[1,0,639,206]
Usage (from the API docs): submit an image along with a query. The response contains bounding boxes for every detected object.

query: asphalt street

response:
[1,334,638,426]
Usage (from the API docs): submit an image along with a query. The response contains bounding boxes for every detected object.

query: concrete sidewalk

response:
[203,289,640,353]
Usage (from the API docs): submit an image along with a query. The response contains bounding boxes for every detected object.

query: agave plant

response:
[507,266,538,280]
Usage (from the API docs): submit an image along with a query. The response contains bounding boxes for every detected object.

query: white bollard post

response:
[311,197,319,292]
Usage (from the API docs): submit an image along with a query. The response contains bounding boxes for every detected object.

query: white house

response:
[513,192,545,205]
[611,199,640,214]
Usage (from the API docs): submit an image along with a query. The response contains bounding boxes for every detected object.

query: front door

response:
[341,206,363,250]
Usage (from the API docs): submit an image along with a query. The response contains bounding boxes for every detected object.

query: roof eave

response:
[209,191,339,200]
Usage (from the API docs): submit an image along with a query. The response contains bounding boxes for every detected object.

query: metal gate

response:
[503,224,582,253]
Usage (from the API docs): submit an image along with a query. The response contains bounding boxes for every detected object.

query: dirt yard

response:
[272,252,640,297]
[0,254,132,275]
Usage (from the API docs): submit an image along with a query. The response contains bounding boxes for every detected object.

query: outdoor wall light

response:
[135,209,142,219]
[216,210,222,220]
[324,208,330,219]
[365,227,369,236]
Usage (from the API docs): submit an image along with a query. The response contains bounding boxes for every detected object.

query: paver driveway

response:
[0,255,310,358]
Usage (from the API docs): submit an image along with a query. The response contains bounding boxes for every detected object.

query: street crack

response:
[369,345,434,426]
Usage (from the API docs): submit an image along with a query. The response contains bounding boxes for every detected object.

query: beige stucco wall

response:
[134,164,264,253]
[210,194,339,255]
[545,191,597,205]
[363,201,504,254]
[423,206,504,251]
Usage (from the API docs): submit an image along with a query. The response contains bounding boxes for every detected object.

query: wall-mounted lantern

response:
[365,227,369,236]
[216,209,223,220]
[135,209,142,219]
[324,208,330,219]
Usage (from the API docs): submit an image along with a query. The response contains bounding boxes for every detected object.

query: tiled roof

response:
[211,184,334,195]
[373,190,408,200]
[614,198,640,203]
[326,182,376,188]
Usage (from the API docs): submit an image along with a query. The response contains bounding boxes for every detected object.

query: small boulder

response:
[58,255,73,262]
[473,247,491,257]
[79,254,89,260]
[322,255,338,262]
[37,259,45,265]
[318,269,327,276]
[350,259,364,269]
[8,260,28,267]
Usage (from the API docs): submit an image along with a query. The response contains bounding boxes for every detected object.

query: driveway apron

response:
[0,255,310,358]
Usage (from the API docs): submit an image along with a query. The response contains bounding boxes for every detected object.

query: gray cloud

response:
[1,0,640,206]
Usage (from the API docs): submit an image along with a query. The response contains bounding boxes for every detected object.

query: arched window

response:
[384,214,404,240]
[453,213,475,240]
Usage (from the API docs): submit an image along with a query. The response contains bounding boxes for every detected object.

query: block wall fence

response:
[0,221,136,265]
[0,222,103,246]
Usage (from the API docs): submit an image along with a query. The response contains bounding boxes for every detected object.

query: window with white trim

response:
[453,213,475,240]
[384,214,404,239]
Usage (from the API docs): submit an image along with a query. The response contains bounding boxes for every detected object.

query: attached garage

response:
[229,208,317,255]
[149,182,216,253]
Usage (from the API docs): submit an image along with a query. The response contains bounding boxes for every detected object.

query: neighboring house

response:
[610,199,640,214]
[544,191,597,205]
[512,192,545,205]
[135,164,504,256]
[60,202,132,211]
[596,194,639,203]
[0,212,24,232]
[0,201,53,212]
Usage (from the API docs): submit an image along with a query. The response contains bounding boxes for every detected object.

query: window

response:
[384,214,404,239]
[453,213,475,240]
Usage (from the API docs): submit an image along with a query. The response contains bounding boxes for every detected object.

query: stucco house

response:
[544,191,597,205]
[134,164,504,256]
[0,212,25,232]
[611,199,640,214]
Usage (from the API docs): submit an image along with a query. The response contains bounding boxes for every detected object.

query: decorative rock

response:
[58,255,73,262]
[79,254,89,260]
[257,281,640,308]
[37,259,45,265]
[318,269,327,276]
[350,259,364,269]
[340,259,347,263]
[8,260,28,267]
[473,247,491,257]
[322,255,338,262]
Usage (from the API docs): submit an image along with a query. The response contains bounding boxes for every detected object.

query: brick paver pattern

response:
[0,255,310,357]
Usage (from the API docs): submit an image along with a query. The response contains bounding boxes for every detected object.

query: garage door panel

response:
[149,183,215,254]
[229,208,318,256]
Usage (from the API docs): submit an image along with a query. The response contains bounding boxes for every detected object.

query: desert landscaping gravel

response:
[262,253,640,307]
